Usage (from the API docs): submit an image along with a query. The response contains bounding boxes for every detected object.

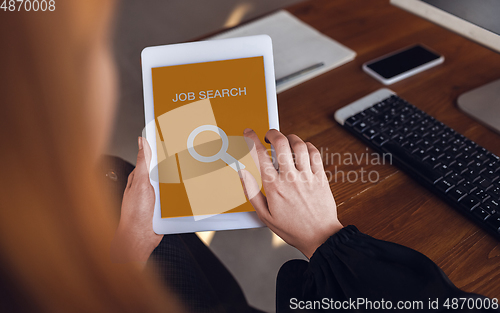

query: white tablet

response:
[141,35,279,234]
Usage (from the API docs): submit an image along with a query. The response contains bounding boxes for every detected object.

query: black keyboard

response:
[340,94,500,240]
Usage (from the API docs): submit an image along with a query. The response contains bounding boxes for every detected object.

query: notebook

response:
[208,10,356,93]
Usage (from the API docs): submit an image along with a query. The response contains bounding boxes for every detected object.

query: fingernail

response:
[264,137,270,144]
[138,137,143,150]
[243,128,253,134]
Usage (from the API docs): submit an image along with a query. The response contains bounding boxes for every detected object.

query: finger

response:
[135,137,152,183]
[239,169,271,221]
[287,134,311,172]
[306,142,324,173]
[142,137,152,173]
[243,128,278,183]
[265,129,295,172]
[239,169,263,201]
[244,136,261,177]
[126,169,135,189]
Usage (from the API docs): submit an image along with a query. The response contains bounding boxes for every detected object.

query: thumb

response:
[239,169,270,221]
[136,137,152,176]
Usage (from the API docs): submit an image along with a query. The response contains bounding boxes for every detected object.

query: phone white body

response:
[362,45,444,85]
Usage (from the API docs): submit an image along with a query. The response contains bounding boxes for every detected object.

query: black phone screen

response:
[366,45,441,79]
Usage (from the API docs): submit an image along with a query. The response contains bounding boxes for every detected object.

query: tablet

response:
[141,35,279,234]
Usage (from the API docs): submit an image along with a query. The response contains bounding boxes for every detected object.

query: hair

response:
[0,2,183,312]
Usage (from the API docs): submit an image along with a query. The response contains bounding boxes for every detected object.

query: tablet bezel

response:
[141,35,279,234]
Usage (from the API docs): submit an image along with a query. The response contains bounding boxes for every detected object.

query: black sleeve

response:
[276,225,498,312]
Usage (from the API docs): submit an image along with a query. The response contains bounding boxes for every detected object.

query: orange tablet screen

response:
[151,57,269,218]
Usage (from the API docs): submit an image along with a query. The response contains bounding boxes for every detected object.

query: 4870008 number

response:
[1,0,55,11]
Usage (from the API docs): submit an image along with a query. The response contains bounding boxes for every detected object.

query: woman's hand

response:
[111,137,162,267]
[240,129,343,259]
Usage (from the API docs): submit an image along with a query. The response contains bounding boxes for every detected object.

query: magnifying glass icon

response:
[187,125,245,172]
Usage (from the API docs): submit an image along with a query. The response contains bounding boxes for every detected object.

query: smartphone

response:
[362,44,444,85]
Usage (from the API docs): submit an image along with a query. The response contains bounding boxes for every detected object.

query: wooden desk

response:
[279,0,500,298]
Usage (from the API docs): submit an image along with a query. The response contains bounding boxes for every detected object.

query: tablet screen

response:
[151,56,268,219]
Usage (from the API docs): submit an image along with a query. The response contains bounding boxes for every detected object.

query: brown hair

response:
[0,2,182,312]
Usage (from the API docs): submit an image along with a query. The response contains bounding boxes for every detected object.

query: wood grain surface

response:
[278,0,500,298]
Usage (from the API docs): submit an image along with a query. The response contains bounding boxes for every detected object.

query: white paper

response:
[209,10,356,93]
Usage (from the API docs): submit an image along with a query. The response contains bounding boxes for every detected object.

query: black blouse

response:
[276,225,499,312]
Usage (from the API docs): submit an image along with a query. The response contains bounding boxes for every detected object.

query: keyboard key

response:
[477,177,493,189]
[413,149,429,161]
[482,199,499,214]
[486,214,500,232]
[473,189,490,202]
[354,111,368,119]
[481,169,499,182]
[374,101,388,110]
[469,161,487,174]
[364,115,378,125]
[393,135,408,146]
[388,108,400,116]
[475,146,487,154]
[472,207,490,221]
[474,153,489,164]
[458,154,475,164]
[368,107,380,115]
[448,187,468,202]
[460,195,480,211]
[451,137,466,147]
[447,145,461,156]
[450,161,468,174]
[435,178,455,193]
[383,129,397,138]
[425,156,441,168]
[378,121,389,131]
[363,128,379,140]
[440,131,455,142]
[463,169,481,182]
[411,111,423,120]
[462,145,478,156]
[438,153,455,166]
[407,119,419,128]
[488,185,500,198]
[464,139,477,146]
[389,120,402,129]
[447,172,463,185]
[414,126,429,136]
[425,132,440,143]
[354,122,368,133]
[430,146,445,158]
[407,133,422,144]
[345,116,360,127]
[400,126,412,135]
[457,181,477,194]
[490,154,500,161]
[406,142,418,153]
[419,140,433,151]
[436,164,452,176]
[429,123,444,133]
[372,134,389,147]
[487,161,500,172]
